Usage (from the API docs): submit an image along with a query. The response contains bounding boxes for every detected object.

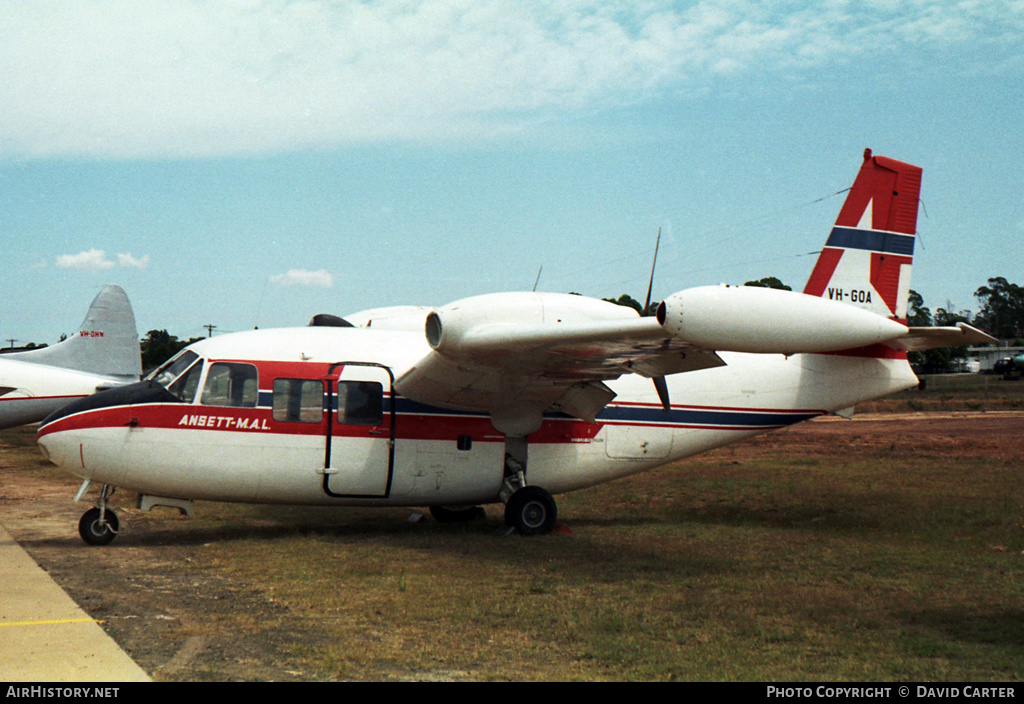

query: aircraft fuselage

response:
[37,325,918,509]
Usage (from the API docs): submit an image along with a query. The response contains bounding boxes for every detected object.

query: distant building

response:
[968,345,1024,372]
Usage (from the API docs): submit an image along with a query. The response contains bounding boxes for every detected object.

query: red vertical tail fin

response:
[803,149,922,321]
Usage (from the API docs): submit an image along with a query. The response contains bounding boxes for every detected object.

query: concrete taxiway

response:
[0,521,149,682]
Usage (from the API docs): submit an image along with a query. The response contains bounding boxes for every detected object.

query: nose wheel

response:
[79,506,120,545]
[77,483,120,545]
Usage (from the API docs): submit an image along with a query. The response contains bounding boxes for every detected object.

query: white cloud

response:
[55,249,151,271]
[56,249,116,271]
[116,252,150,269]
[1,0,1021,159]
[269,269,334,288]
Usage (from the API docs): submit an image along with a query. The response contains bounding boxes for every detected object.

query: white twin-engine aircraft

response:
[38,150,994,544]
[0,285,141,430]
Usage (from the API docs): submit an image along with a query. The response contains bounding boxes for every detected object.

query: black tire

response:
[504,486,557,536]
[79,507,119,546]
[429,505,486,523]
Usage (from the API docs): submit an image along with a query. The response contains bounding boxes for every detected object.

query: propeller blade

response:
[643,227,661,316]
[653,375,670,413]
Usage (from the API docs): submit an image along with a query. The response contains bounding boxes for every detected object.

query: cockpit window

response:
[168,360,203,403]
[147,350,199,386]
[201,362,258,408]
[148,350,203,403]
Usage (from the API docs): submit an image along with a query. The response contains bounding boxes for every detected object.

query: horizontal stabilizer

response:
[888,323,997,352]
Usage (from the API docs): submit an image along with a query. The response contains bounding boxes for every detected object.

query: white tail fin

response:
[803,149,922,321]
[7,285,141,380]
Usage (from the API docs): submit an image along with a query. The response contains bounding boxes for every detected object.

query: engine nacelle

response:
[425,291,638,359]
[656,285,907,354]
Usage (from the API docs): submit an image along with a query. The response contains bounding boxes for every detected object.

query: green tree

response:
[974,276,1024,340]
[935,306,970,327]
[743,276,791,291]
[604,293,661,316]
[603,294,645,315]
[907,289,931,327]
[140,329,203,372]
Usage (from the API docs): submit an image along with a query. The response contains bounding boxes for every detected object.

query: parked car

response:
[992,356,1023,380]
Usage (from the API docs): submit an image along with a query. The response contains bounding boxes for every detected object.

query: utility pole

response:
[204,324,217,338]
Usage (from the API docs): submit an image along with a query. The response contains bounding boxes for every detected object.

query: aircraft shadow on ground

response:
[898,608,1024,649]
[23,503,730,581]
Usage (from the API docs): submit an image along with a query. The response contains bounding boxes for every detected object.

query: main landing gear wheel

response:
[504,486,558,536]
[79,507,120,546]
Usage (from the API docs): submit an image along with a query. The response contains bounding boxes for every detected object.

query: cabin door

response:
[323,362,395,499]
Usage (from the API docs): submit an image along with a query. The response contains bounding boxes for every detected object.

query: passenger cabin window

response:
[337,380,383,426]
[272,379,324,423]
[200,362,258,408]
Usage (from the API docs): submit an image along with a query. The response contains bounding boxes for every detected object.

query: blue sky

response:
[2,0,1022,345]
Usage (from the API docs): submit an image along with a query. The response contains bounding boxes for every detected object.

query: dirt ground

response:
[1,411,1022,681]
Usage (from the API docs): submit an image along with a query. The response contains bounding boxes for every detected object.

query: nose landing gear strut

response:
[77,483,120,545]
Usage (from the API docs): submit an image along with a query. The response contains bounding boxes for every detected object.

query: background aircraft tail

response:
[803,149,922,322]
[7,285,142,380]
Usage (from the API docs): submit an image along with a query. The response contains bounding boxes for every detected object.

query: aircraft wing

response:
[395,302,724,423]
[889,323,997,352]
[411,315,722,378]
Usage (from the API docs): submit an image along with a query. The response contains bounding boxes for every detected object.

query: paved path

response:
[0,522,150,682]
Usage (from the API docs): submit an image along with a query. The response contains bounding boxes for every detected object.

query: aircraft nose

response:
[36,380,183,475]
[36,420,80,475]
[39,380,178,429]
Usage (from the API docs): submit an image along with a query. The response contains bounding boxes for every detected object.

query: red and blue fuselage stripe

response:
[40,392,824,440]
[249,392,819,429]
